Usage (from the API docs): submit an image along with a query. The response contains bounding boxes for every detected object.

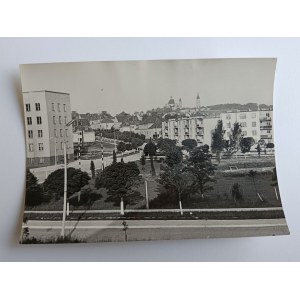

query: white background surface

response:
[0,37,299,261]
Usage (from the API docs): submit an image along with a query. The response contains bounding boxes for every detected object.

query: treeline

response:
[95,129,145,143]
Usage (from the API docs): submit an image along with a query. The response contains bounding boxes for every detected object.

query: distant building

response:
[221,110,261,143]
[259,110,273,143]
[220,109,274,144]
[196,93,201,109]
[165,96,183,111]
[73,129,95,144]
[23,90,74,168]
[162,116,204,145]
[135,122,162,139]
[90,117,115,130]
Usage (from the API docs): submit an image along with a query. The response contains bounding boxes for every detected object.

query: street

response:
[22,218,289,243]
[30,151,142,183]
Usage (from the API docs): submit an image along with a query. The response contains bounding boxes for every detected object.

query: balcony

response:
[260,125,272,130]
[260,117,272,122]
[261,134,272,139]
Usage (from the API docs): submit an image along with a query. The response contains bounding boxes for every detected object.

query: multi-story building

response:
[73,129,95,144]
[162,116,205,145]
[23,90,74,168]
[135,122,162,139]
[161,108,273,148]
[220,110,261,143]
[259,110,273,143]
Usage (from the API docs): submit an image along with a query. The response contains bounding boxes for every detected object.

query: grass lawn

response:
[25,155,281,212]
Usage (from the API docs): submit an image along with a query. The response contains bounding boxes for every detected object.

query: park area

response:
[24,150,282,220]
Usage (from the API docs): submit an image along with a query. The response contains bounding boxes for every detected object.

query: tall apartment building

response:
[259,110,273,143]
[221,110,261,143]
[220,109,273,144]
[23,91,74,168]
[162,116,205,145]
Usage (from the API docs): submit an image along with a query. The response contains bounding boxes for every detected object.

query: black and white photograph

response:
[20,58,289,244]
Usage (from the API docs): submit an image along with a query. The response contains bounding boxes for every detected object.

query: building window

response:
[266,113,270,117]
[63,104,66,112]
[267,130,271,133]
[39,157,44,164]
[28,143,34,152]
[52,103,55,111]
[252,122,256,127]
[59,116,62,124]
[38,143,44,151]
[35,103,41,111]
[240,113,246,119]
[251,113,256,118]
[54,129,57,137]
[25,104,31,112]
[28,130,33,138]
[252,130,257,136]
[37,116,42,124]
[65,129,68,137]
[38,130,43,138]
[27,117,32,125]
[58,103,61,112]
[242,131,247,136]
[60,129,63,137]
[53,116,56,124]
[241,122,247,127]
[64,116,67,124]
[61,142,64,150]
[226,114,231,120]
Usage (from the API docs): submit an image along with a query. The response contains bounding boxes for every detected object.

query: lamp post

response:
[61,119,76,238]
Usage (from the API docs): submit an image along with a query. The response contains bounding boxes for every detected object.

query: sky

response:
[20,58,276,115]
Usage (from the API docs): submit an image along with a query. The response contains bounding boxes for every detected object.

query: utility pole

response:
[145,179,149,209]
[61,119,76,238]
[61,141,67,238]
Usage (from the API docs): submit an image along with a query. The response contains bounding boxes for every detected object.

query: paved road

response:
[22,218,289,243]
[31,151,142,183]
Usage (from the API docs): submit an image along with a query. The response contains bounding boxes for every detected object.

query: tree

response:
[187,146,215,200]
[43,167,90,198]
[156,138,176,154]
[131,137,144,149]
[211,120,225,163]
[256,143,261,158]
[95,161,141,206]
[125,143,132,151]
[140,154,146,166]
[117,141,126,153]
[240,137,255,154]
[230,122,242,159]
[90,160,95,178]
[231,183,243,205]
[144,139,157,176]
[182,139,197,152]
[158,162,194,212]
[112,150,117,164]
[25,170,44,206]
[165,146,183,167]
